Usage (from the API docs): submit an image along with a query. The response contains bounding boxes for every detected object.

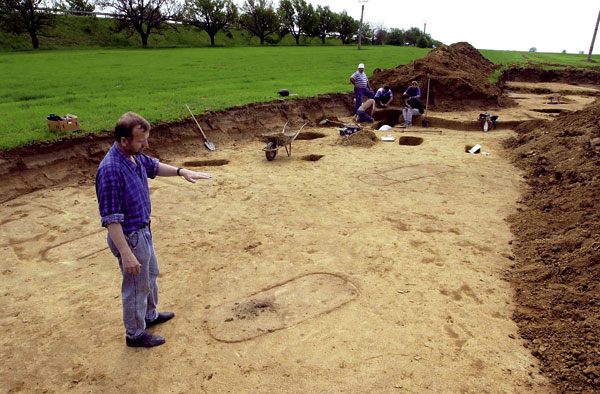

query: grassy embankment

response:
[0,14,353,50]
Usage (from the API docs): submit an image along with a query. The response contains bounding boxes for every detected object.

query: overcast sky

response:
[310,0,599,54]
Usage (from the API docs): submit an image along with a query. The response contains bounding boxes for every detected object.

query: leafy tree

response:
[60,0,94,12]
[314,4,337,45]
[561,49,566,54]
[337,11,357,45]
[97,0,181,47]
[386,28,404,46]
[0,0,56,48]
[359,21,372,46]
[239,0,279,45]
[529,47,537,52]
[183,0,237,46]
[371,23,386,45]
[416,35,428,48]
[404,27,421,46]
[278,0,316,45]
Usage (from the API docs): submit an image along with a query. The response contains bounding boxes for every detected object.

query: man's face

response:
[358,68,364,73]
[122,125,149,156]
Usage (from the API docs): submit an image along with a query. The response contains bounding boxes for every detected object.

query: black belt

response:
[139,221,151,230]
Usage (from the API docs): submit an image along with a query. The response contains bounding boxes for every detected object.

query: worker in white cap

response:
[350,63,374,114]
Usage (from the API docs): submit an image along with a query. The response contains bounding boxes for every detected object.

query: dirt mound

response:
[370,42,513,111]
[337,129,378,147]
[505,98,600,393]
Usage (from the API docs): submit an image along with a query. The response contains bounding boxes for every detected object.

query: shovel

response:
[185,104,216,151]
[421,78,430,128]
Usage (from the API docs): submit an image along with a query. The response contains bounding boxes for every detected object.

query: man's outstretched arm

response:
[157,163,212,184]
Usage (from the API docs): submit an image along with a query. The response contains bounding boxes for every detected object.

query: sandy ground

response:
[1,88,589,393]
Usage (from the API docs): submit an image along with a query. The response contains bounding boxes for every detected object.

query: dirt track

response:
[2,42,600,393]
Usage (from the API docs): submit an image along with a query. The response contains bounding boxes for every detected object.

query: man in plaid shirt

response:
[96,112,211,347]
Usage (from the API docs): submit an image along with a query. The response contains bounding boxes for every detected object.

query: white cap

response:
[358,63,365,69]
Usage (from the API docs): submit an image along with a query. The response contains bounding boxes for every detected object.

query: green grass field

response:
[0,46,429,149]
[1,45,599,150]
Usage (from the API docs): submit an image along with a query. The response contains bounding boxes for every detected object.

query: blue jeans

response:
[356,110,373,123]
[354,87,374,113]
[108,225,159,339]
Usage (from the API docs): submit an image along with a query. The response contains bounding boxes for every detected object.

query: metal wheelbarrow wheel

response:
[265,141,278,161]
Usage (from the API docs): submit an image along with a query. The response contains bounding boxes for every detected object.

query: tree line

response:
[0,0,442,49]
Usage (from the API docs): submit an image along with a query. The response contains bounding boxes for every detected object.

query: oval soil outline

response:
[207,272,359,343]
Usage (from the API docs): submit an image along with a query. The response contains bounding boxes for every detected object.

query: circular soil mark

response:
[207,273,359,342]
[183,159,229,167]
[295,132,326,140]
[302,154,323,161]
[399,136,424,146]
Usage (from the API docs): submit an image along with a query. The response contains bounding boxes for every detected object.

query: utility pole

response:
[588,9,600,62]
[357,0,368,50]
[423,21,426,36]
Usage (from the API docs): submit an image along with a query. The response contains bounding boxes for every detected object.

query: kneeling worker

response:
[374,86,393,108]
[401,94,424,126]
[356,98,376,123]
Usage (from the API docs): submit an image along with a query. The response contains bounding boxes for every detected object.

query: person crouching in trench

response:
[355,98,376,123]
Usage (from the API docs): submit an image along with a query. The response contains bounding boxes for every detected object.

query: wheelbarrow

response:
[262,120,310,161]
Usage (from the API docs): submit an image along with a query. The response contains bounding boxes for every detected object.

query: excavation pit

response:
[183,159,229,167]
[3,44,600,394]
[532,108,564,114]
[398,136,424,146]
[302,154,324,161]
[373,109,401,130]
[296,132,326,140]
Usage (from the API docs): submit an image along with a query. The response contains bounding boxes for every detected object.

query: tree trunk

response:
[29,30,39,49]
[142,34,148,47]
[321,35,325,45]
[209,33,215,46]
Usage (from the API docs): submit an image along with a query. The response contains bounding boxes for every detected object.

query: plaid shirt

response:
[95,143,159,232]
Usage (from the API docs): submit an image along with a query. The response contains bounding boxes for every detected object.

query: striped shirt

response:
[351,70,369,88]
[96,143,159,232]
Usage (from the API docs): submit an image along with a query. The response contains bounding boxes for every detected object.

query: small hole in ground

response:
[184,159,229,167]
[399,136,423,146]
[296,132,326,140]
[533,108,563,114]
[302,154,323,161]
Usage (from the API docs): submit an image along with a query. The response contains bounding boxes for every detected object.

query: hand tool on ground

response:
[185,104,216,151]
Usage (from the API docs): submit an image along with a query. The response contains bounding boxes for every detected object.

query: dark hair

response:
[384,85,390,91]
[115,112,150,142]
[402,93,409,99]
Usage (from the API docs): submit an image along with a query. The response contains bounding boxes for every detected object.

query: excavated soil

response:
[1,42,600,393]
[504,103,600,393]
[370,42,515,111]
